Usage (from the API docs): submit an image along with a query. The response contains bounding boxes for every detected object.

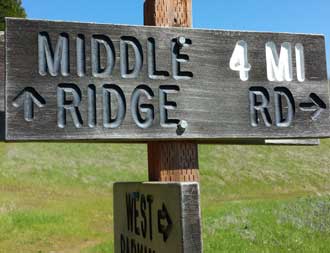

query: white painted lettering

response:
[229,40,251,81]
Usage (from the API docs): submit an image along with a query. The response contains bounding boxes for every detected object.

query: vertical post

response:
[144,0,199,182]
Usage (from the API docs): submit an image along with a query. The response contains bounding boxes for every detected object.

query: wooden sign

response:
[5,18,330,141]
[113,182,202,253]
[0,23,319,145]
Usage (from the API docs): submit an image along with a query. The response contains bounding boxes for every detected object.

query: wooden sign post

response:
[3,2,330,252]
[144,0,199,182]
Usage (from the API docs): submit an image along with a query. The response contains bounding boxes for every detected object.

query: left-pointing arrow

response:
[12,87,46,122]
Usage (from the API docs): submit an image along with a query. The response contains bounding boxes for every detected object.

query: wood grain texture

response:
[0,32,4,141]
[148,141,199,181]
[5,19,330,141]
[144,0,192,27]
[0,29,318,145]
[113,182,202,253]
[181,183,202,252]
[144,0,198,183]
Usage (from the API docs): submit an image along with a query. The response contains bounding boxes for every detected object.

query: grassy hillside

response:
[0,140,330,252]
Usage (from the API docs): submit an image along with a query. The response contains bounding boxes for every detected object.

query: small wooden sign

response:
[5,19,330,141]
[113,182,202,253]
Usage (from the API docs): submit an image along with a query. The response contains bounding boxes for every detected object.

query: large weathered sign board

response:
[5,19,330,141]
[1,29,318,144]
[114,182,202,253]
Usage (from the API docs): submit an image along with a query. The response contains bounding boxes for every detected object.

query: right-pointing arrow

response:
[299,93,326,121]
[158,203,173,243]
[12,87,46,122]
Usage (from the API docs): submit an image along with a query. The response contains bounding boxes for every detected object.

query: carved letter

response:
[134,194,140,236]
[147,195,153,241]
[229,40,251,81]
[172,37,193,80]
[249,87,272,127]
[76,34,85,77]
[295,43,305,82]
[159,85,180,128]
[147,38,169,80]
[91,35,115,78]
[39,32,69,76]
[57,84,83,128]
[140,194,147,239]
[274,87,295,127]
[88,84,96,128]
[131,85,154,129]
[126,193,134,232]
[120,36,143,79]
[266,42,293,82]
[103,84,126,128]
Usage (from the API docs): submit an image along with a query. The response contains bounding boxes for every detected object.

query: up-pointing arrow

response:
[12,87,46,122]
[299,93,326,121]
[158,203,173,243]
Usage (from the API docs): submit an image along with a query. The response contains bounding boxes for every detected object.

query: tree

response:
[0,0,26,31]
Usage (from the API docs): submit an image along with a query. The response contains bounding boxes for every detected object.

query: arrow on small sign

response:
[299,93,326,121]
[158,203,172,242]
[12,87,46,122]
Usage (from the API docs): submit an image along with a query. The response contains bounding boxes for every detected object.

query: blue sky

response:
[22,0,329,71]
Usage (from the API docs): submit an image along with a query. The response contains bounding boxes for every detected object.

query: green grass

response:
[203,197,330,253]
[1,140,330,252]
